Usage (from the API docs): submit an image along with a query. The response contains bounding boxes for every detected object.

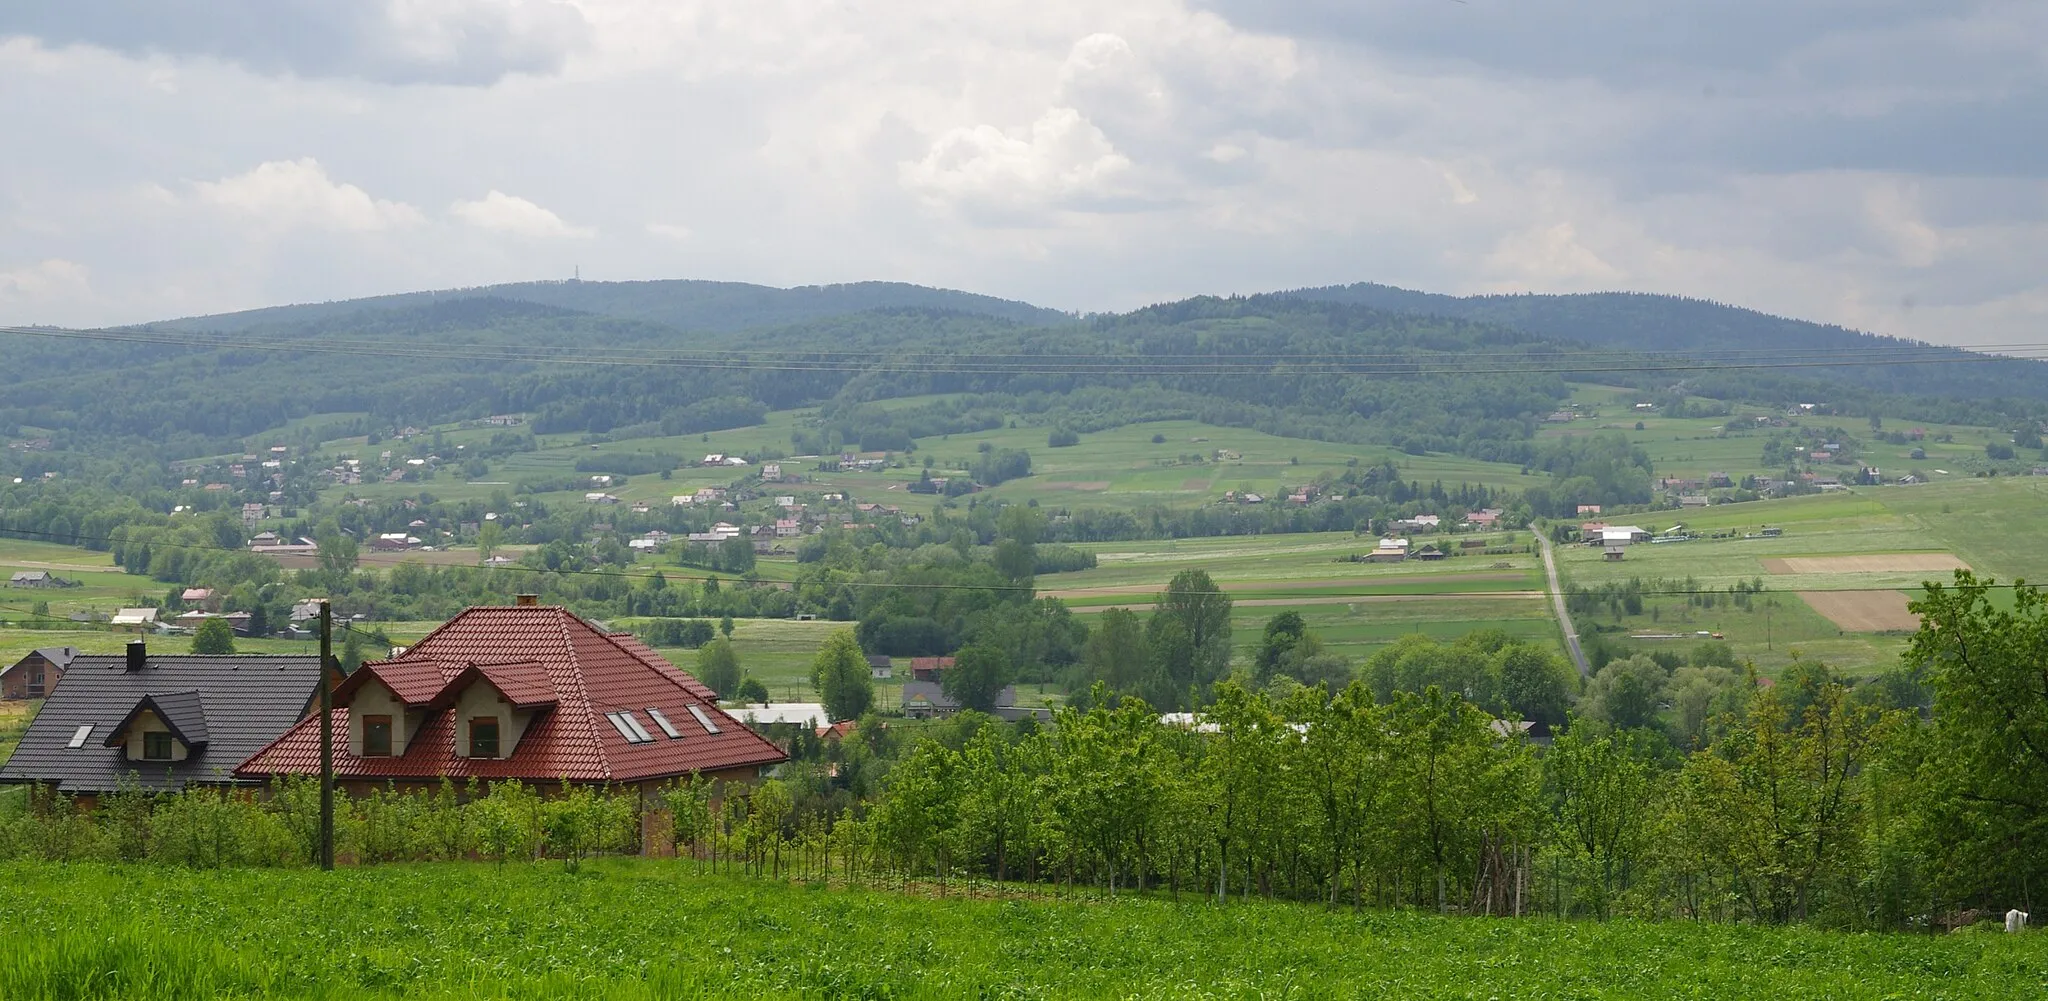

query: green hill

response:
[150,278,1072,334]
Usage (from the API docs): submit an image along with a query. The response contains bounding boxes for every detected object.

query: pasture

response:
[1553,478,2048,675]
[0,862,2040,1000]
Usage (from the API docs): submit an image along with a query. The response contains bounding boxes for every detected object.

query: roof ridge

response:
[553,607,611,782]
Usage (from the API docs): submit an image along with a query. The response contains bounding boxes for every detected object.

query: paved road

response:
[1537,533,1592,678]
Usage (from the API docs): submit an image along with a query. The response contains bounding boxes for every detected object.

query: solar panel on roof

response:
[617,711,654,743]
[686,704,721,734]
[645,707,682,739]
[66,724,94,748]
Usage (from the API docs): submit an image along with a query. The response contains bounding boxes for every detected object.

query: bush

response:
[1048,428,1080,448]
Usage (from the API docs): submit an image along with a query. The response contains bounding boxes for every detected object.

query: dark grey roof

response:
[0,652,321,794]
[1,647,80,679]
[104,690,210,749]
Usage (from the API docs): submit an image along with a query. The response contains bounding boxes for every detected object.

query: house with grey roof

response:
[0,640,323,805]
[1,647,79,699]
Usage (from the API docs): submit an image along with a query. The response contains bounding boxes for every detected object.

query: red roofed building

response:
[237,601,785,798]
[908,656,955,682]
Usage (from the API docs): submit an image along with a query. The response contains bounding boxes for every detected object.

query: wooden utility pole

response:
[318,599,335,870]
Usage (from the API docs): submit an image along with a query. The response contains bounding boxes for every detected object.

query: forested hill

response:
[1275,283,2048,403]
[150,278,1072,334]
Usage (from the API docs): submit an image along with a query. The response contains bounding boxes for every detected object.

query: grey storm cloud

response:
[1195,0,2048,181]
[0,0,590,85]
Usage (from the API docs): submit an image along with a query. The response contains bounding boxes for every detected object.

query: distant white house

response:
[1601,526,1651,545]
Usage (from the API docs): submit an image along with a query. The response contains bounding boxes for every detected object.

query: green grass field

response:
[0,861,2039,1000]
[1553,478,2048,676]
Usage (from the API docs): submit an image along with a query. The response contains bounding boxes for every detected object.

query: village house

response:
[236,601,786,810]
[180,587,219,611]
[1392,514,1441,532]
[866,654,893,680]
[1464,509,1503,527]
[899,656,1031,720]
[8,570,64,588]
[109,608,160,632]
[1576,505,1602,516]
[0,641,324,804]
[1,647,79,700]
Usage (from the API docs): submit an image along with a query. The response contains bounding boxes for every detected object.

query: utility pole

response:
[318,599,335,870]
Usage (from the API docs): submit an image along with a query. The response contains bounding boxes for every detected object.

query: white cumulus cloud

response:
[450,190,595,238]
[901,108,1133,216]
[192,159,422,231]
[0,258,91,304]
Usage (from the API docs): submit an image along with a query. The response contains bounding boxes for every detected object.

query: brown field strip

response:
[1085,592,1546,611]
[1761,553,1969,575]
[1041,481,1110,491]
[1799,590,1921,632]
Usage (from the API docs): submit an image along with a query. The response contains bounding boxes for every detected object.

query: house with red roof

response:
[237,600,786,799]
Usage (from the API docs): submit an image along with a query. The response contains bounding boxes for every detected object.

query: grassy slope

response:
[0,861,2039,1000]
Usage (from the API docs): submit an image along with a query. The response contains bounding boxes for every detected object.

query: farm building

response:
[0,642,324,804]
[1,647,79,700]
[8,570,65,588]
[109,608,160,632]
[867,654,893,679]
[236,600,786,800]
[1601,526,1651,545]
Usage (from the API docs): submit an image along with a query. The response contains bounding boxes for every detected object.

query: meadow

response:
[0,861,2040,1000]
[1552,477,2048,675]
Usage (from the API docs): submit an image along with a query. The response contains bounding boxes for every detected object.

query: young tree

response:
[476,521,504,563]
[695,638,742,699]
[191,617,235,655]
[942,644,1014,712]
[719,613,735,639]
[811,628,875,721]
[1544,724,1658,918]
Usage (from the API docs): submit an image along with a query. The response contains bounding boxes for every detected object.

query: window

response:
[363,715,393,757]
[143,731,174,761]
[66,724,93,748]
[469,717,501,759]
[686,704,722,735]
[604,711,655,744]
[645,707,682,739]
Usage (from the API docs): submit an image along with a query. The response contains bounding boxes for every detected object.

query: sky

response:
[1,1,2042,346]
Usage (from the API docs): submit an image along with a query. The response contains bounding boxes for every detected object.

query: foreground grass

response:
[1,861,2041,1000]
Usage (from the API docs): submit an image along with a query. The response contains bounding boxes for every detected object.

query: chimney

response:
[125,640,146,673]
[514,594,538,607]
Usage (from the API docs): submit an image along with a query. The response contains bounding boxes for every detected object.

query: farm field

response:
[1553,478,2048,676]
[307,403,1538,518]
[1547,384,2014,484]
[0,862,2039,1001]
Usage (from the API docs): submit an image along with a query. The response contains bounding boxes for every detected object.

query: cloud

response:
[1,0,2044,350]
[901,108,1135,217]
[450,191,594,238]
[0,259,91,304]
[192,159,423,231]
[0,0,590,85]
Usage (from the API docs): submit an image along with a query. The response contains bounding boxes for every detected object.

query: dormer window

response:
[143,731,173,761]
[362,715,393,757]
[469,717,501,759]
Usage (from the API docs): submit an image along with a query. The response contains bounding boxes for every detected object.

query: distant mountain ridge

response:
[151,278,1073,334]
[1273,283,2048,403]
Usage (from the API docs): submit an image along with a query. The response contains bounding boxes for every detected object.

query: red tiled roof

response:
[335,657,454,706]
[909,656,955,671]
[238,605,786,783]
[607,633,719,703]
[455,660,556,710]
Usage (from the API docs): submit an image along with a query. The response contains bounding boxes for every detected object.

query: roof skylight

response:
[645,707,682,739]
